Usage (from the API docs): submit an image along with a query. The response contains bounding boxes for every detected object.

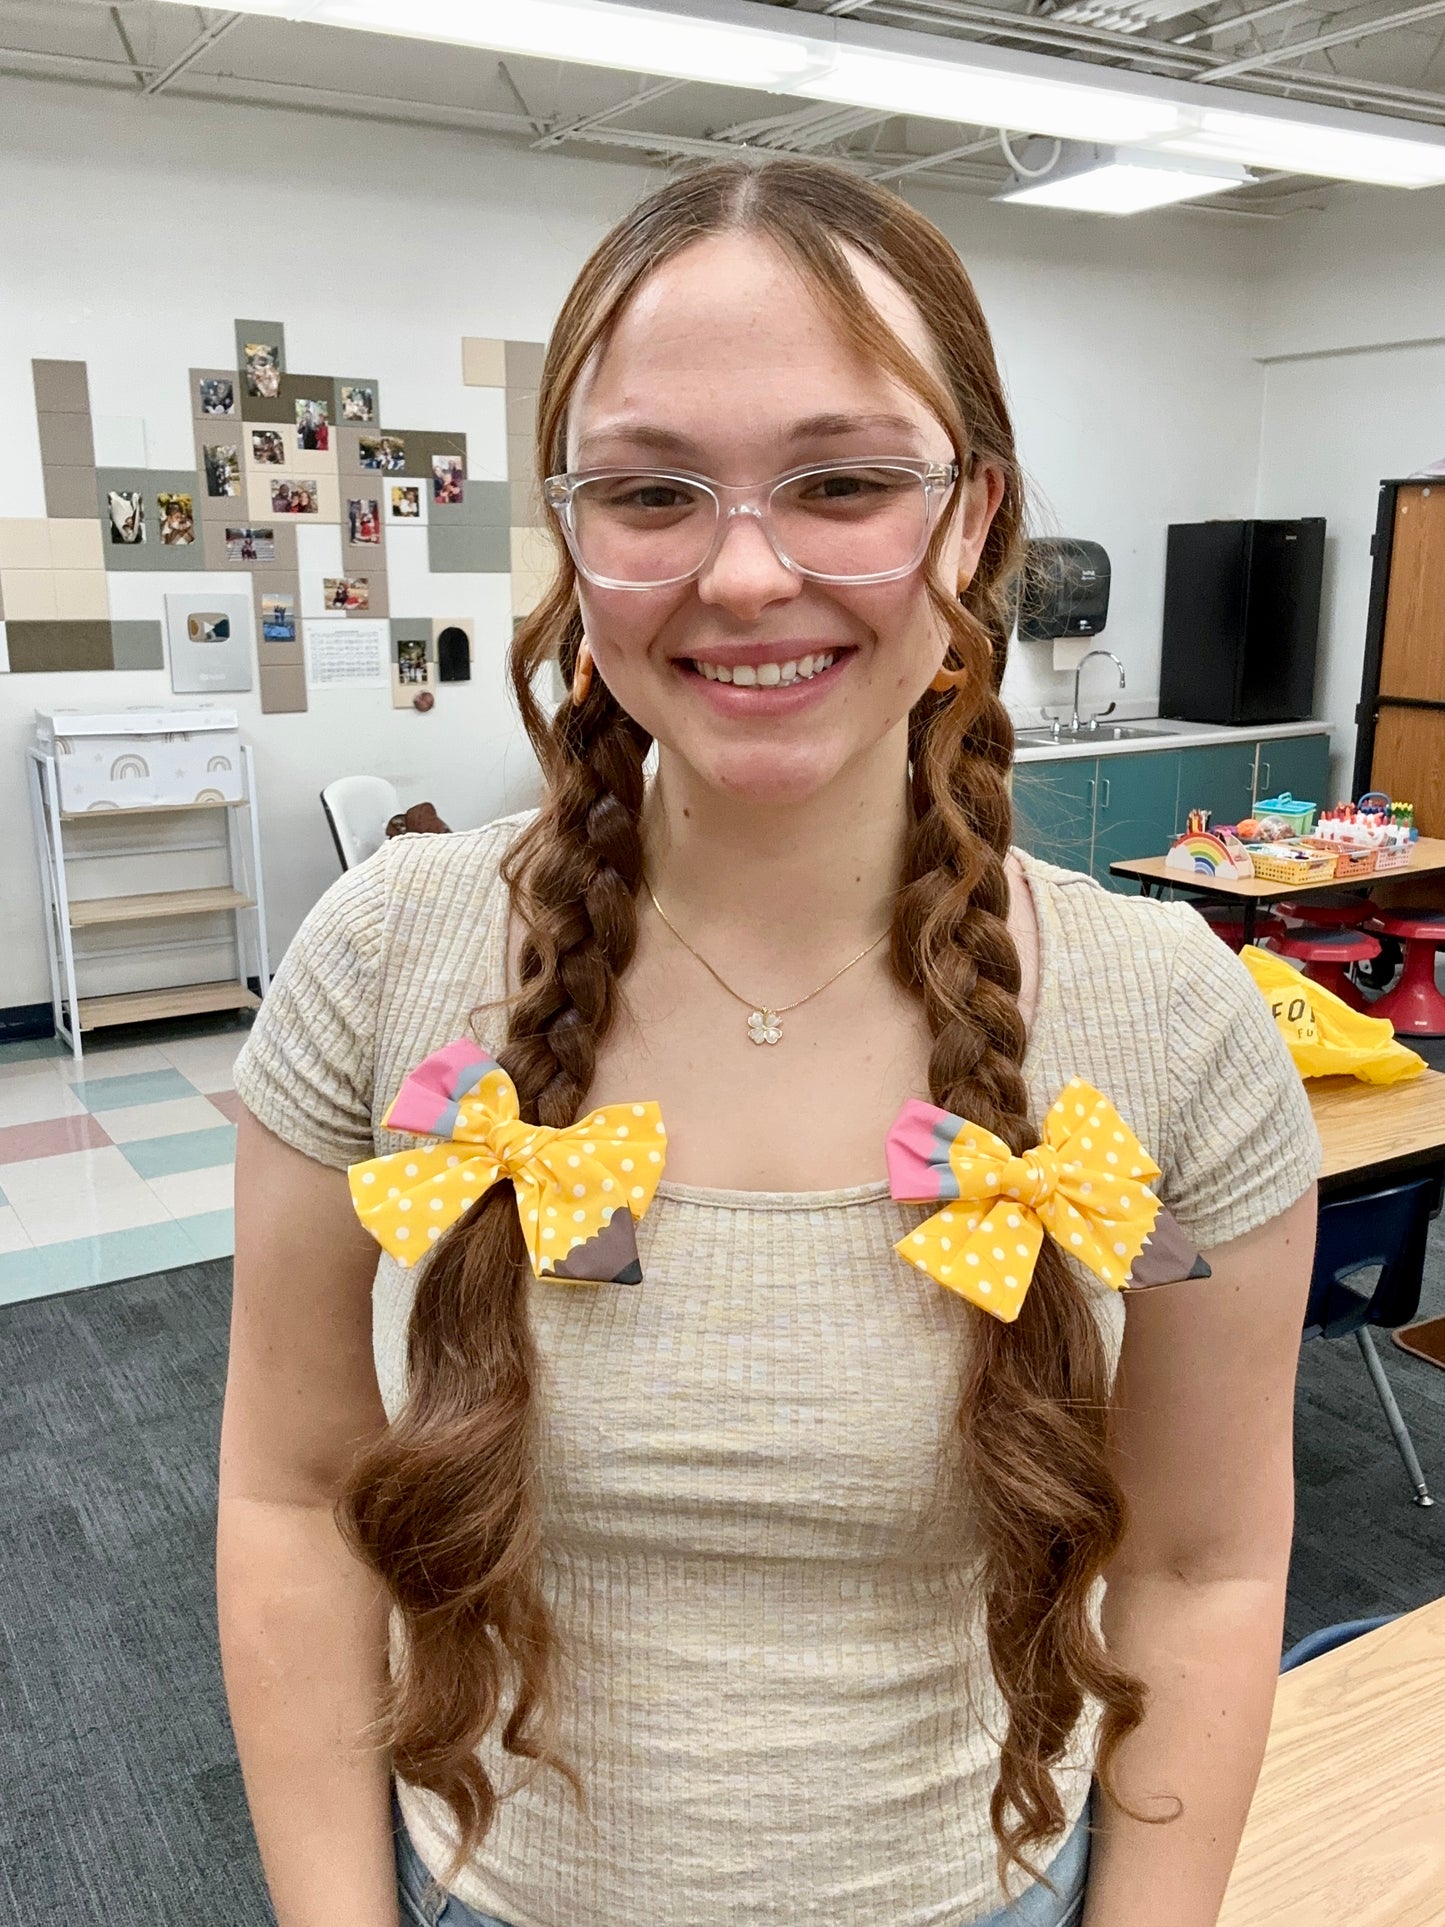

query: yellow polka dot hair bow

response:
[885,1078,1208,1323]
[347,1039,666,1282]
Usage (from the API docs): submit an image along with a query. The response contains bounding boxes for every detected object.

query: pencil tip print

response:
[347,1039,666,1285]
[886,1077,1207,1322]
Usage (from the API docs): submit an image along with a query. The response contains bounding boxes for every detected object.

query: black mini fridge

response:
[1158,517,1325,725]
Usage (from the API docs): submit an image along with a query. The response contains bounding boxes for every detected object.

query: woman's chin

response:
[684,739,854,809]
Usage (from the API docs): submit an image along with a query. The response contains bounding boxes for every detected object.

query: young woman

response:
[221,158,1320,1927]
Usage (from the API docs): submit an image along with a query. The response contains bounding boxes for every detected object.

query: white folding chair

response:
[320,775,400,870]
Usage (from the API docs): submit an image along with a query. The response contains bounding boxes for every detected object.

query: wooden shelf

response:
[69,886,254,929]
[60,797,242,820]
[76,980,261,1031]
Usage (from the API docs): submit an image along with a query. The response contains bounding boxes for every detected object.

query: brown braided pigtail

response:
[334,641,650,1893]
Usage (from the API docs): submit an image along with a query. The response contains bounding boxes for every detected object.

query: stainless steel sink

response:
[1015,723,1175,746]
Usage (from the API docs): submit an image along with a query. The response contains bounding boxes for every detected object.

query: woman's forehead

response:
[567,230,944,461]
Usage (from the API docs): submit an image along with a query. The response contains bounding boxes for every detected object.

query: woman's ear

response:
[956,462,1007,584]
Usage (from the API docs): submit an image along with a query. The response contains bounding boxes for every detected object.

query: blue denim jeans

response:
[392,1783,1092,1927]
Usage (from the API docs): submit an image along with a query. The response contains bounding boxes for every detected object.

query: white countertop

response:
[1012,717,1331,765]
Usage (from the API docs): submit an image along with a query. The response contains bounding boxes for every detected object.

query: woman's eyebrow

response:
[575,411,927,464]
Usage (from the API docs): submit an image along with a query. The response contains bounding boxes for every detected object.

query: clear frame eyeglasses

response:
[543,456,961,592]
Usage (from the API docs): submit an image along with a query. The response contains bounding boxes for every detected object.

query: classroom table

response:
[1308,1065,1445,1197]
[1217,1593,1445,1926]
[1109,835,1445,946]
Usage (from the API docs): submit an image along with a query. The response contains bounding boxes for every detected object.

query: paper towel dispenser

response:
[1018,538,1111,641]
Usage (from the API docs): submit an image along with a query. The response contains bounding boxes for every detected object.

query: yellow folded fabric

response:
[1239,945,1426,1085]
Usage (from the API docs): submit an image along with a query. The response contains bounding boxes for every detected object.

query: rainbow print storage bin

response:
[33,706,244,812]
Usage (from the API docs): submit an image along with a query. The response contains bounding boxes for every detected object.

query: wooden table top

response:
[1110,836,1445,901]
[1308,1067,1445,1181]
[1218,1594,1445,1926]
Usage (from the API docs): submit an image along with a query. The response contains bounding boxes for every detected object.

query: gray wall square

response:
[510,475,537,527]
[505,341,545,389]
[258,636,304,667]
[39,411,96,468]
[430,479,508,530]
[336,426,369,477]
[191,368,242,424]
[5,619,114,672]
[390,617,431,652]
[110,621,165,670]
[32,358,91,414]
[505,387,536,438]
[428,523,509,573]
[336,379,382,428]
[44,467,99,520]
[96,467,199,572]
[259,662,308,714]
[235,320,286,389]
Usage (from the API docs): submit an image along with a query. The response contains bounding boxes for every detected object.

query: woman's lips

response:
[676,647,855,714]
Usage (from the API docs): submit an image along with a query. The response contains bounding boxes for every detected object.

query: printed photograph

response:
[346,497,381,545]
[432,454,464,506]
[157,492,195,546]
[271,478,319,515]
[396,637,429,686]
[198,376,234,417]
[389,483,421,520]
[296,398,330,452]
[107,489,144,544]
[324,575,370,612]
[203,443,242,498]
[260,591,297,641]
[360,434,406,472]
[243,341,281,399]
[251,427,286,466]
[340,384,375,422]
[224,524,276,563]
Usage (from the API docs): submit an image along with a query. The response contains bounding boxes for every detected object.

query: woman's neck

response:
[640,733,911,974]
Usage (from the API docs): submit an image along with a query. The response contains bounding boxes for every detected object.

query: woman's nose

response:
[694,505,803,615]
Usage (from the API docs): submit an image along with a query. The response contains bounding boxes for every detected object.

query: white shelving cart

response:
[26,708,270,1062]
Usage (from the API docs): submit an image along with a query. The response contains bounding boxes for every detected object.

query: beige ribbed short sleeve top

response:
[232,809,1321,1927]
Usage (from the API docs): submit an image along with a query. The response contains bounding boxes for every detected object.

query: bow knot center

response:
[1015,1143,1062,1209]
[485,1115,550,1175]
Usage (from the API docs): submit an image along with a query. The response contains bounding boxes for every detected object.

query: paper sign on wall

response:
[304,618,388,689]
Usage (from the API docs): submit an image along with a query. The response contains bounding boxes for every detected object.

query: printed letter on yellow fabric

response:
[885,1077,1209,1323]
[347,1039,666,1283]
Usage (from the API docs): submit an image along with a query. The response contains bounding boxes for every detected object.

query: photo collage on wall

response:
[2,328,552,694]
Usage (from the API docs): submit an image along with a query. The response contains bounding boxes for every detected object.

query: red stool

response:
[1274,897,1372,930]
[1271,927,1381,1011]
[1199,905,1286,953]
[1364,914,1445,1036]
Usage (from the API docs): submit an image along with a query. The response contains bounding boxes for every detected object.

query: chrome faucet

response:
[1043,650,1127,736]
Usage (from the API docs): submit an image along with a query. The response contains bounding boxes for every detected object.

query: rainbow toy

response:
[1166,831,1254,881]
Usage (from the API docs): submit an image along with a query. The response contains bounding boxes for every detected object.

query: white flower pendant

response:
[747,1008,783,1045]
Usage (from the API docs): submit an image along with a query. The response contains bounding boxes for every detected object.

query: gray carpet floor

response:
[3,1221,1443,1921]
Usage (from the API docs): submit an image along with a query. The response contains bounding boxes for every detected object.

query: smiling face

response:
[564,231,1003,809]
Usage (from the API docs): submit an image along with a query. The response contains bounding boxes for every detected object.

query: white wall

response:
[0,75,1269,1007]
[1252,186,1445,798]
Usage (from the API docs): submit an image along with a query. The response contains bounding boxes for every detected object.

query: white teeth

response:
[693,651,838,684]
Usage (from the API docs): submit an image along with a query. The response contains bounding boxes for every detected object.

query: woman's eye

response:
[605,480,695,511]
[799,469,895,503]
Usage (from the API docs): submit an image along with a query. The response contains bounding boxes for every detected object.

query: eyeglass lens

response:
[568,465,936,586]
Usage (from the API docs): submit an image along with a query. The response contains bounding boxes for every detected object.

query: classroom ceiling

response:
[2,0,1444,215]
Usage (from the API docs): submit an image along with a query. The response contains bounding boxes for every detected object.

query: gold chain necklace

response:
[643,879,890,1046]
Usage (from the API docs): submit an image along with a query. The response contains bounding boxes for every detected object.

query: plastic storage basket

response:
[1248,846,1337,884]
[1301,838,1377,879]
[1254,792,1317,836]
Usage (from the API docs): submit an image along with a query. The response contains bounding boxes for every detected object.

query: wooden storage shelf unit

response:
[27,740,270,1061]
[68,886,255,928]
[77,981,263,1031]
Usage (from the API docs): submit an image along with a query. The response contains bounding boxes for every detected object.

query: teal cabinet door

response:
[1092,751,1182,893]
[1010,759,1096,876]
[1254,734,1332,813]
[1176,742,1258,835]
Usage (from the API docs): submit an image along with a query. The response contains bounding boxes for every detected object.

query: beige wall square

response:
[0,520,53,569]
[48,519,104,569]
[53,570,110,620]
[510,525,554,620]
[0,570,58,619]
[463,337,508,388]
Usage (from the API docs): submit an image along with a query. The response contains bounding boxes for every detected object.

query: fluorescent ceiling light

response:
[996,143,1251,213]
[155,0,1445,191]
[806,44,1182,148]
[1155,107,1445,190]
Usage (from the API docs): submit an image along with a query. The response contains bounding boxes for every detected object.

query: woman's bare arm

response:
[219,1110,400,1927]
[1082,1185,1318,1927]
